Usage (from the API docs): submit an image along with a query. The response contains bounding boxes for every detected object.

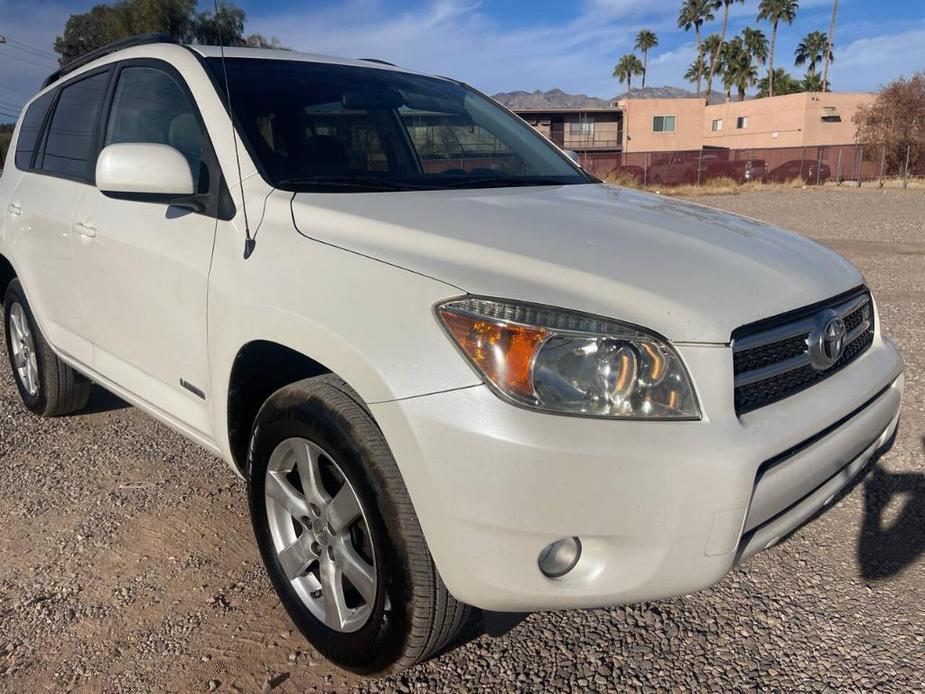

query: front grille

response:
[732,289,874,415]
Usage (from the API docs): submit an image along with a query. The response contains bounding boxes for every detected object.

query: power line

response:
[0,109,21,119]
[0,36,57,61]
[0,84,32,98]
[0,50,57,70]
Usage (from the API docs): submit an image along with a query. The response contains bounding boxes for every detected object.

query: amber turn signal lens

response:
[439,309,548,398]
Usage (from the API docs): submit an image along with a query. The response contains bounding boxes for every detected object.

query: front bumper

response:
[370,336,903,612]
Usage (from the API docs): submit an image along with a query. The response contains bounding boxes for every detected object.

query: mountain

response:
[491,86,723,109]
[490,89,614,110]
[612,86,696,100]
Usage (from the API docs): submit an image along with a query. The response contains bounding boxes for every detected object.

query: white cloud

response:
[247,0,661,98]
[829,26,925,92]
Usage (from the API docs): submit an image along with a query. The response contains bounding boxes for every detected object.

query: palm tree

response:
[702,33,725,97]
[613,53,644,97]
[795,30,832,77]
[678,0,716,96]
[757,67,802,97]
[634,29,659,89]
[685,55,707,92]
[721,37,758,101]
[742,26,769,67]
[802,71,830,92]
[705,0,745,102]
[757,0,799,97]
[821,0,837,93]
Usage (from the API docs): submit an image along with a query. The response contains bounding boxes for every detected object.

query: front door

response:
[72,61,218,435]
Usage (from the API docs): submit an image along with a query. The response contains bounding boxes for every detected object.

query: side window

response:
[104,66,204,187]
[14,91,54,171]
[38,71,110,179]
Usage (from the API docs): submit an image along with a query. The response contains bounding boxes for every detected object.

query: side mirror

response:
[96,143,195,199]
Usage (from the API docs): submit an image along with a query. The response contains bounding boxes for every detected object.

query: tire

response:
[3,279,90,417]
[247,374,471,675]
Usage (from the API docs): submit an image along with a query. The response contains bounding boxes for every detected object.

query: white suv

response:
[0,35,904,674]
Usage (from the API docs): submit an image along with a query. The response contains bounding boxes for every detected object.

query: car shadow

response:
[856,436,925,581]
[79,384,132,415]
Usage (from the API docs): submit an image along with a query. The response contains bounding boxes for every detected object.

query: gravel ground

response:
[1,187,923,693]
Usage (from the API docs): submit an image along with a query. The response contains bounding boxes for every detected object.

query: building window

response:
[569,118,594,135]
[653,115,676,133]
[711,119,723,132]
[736,116,748,129]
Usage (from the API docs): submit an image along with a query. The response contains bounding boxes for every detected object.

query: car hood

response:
[290,183,863,343]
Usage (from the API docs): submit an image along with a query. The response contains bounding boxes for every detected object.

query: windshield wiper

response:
[436,175,580,189]
[276,176,428,192]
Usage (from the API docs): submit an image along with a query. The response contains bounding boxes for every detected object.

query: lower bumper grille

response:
[732,289,874,415]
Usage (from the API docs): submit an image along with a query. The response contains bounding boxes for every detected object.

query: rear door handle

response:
[73,221,97,238]
[7,203,21,216]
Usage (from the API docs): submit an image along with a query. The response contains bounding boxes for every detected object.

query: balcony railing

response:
[561,133,624,151]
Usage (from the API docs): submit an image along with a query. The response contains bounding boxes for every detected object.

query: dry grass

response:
[603,173,808,197]
[602,171,925,196]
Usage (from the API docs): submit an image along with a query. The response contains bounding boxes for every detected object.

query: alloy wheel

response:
[8,303,39,397]
[264,437,377,633]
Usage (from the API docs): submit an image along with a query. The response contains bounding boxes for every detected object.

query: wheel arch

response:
[0,253,17,304]
[226,340,336,474]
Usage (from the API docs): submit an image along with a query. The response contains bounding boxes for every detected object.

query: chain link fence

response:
[579,144,924,190]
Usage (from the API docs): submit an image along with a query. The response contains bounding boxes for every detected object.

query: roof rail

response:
[42,33,179,88]
[358,58,397,67]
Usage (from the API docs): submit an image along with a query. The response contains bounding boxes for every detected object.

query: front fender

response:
[206,190,480,465]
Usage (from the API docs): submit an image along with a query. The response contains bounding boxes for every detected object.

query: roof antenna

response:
[214,0,255,259]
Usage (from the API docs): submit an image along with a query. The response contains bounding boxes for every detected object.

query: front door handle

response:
[73,221,97,238]
[7,203,21,216]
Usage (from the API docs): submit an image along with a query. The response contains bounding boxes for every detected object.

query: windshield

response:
[205,58,593,192]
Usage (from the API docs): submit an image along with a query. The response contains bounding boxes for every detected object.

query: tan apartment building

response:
[515,108,623,153]
[615,92,874,152]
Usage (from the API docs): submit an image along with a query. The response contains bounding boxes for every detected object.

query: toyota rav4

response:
[0,35,903,675]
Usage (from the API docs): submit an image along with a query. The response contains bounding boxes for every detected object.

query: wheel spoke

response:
[12,350,26,368]
[266,471,310,520]
[337,541,376,603]
[277,535,316,580]
[10,309,24,342]
[294,441,330,507]
[319,557,349,630]
[25,359,38,394]
[326,483,362,533]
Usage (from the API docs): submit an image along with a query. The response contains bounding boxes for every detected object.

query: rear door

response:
[4,70,112,366]
[71,60,219,435]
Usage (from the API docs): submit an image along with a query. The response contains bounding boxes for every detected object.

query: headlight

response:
[437,297,700,419]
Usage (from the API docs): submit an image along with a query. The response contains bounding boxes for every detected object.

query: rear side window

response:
[38,71,110,180]
[104,66,205,186]
[14,91,54,171]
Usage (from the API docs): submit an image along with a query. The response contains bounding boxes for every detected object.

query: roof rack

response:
[358,58,397,67]
[42,33,178,88]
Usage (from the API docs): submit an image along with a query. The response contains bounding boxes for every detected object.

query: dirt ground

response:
[0,187,923,693]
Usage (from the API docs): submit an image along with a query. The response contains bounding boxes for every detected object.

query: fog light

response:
[537,537,582,578]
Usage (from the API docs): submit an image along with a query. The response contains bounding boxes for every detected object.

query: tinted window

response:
[208,58,589,192]
[38,71,109,179]
[14,91,54,171]
[105,66,204,186]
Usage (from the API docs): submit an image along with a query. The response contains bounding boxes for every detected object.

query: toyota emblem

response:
[808,310,847,370]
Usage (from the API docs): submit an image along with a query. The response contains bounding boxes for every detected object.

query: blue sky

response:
[1,0,923,123]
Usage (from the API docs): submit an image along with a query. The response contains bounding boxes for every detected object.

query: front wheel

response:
[247,375,471,675]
